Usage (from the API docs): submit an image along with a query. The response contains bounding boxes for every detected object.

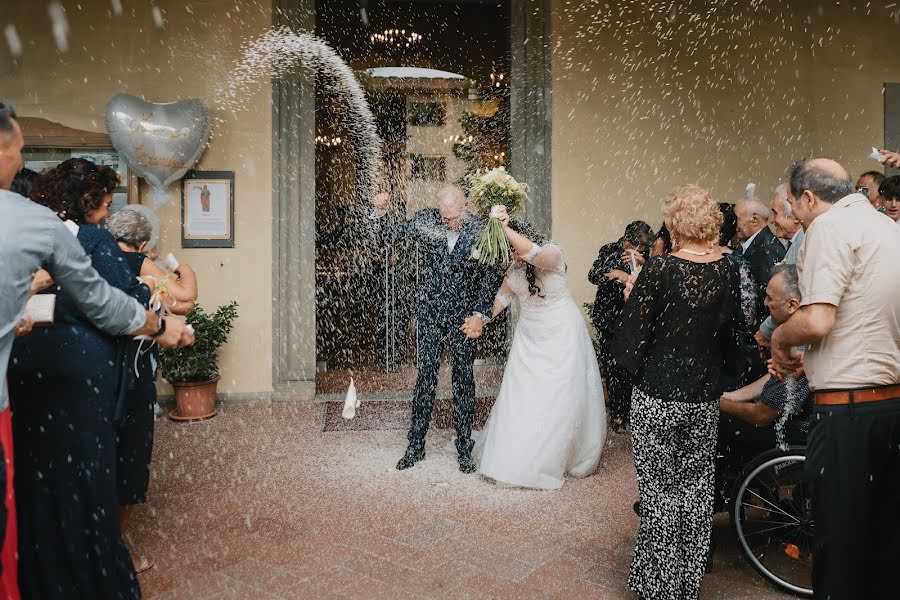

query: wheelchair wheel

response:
[731,446,813,597]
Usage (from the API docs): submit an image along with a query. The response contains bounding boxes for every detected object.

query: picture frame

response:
[181,171,235,248]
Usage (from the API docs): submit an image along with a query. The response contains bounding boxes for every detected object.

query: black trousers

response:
[407,318,476,456]
[806,394,900,600]
[597,331,632,425]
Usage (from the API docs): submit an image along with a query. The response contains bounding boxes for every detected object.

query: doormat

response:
[322,397,496,432]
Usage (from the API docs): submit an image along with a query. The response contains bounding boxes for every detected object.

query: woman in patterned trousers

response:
[615,185,752,599]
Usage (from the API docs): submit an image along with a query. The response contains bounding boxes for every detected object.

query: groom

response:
[371,186,504,473]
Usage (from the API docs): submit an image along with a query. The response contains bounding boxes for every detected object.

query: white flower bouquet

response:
[467,167,528,265]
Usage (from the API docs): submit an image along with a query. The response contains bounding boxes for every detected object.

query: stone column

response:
[271,0,316,400]
[510,0,553,234]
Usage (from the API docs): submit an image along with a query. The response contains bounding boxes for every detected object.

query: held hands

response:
[460,315,486,340]
[490,205,510,226]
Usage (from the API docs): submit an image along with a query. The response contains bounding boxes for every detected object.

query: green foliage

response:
[452,90,510,177]
[159,302,239,383]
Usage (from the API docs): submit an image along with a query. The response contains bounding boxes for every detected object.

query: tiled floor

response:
[133,402,793,599]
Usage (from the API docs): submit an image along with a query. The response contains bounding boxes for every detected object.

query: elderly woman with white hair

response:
[615,185,754,600]
[106,208,198,314]
[104,208,198,573]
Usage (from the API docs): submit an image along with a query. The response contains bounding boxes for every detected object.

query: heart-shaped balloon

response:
[105,94,211,204]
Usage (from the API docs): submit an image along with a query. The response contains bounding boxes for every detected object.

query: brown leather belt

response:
[814,384,900,406]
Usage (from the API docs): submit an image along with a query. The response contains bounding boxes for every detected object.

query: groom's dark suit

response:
[380,208,504,458]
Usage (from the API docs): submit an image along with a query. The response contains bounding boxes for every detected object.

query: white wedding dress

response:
[478,242,607,490]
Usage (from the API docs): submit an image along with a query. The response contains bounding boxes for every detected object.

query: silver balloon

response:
[105,94,211,203]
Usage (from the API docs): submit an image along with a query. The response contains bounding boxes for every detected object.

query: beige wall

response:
[551,0,900,305]
[0,0,274,395]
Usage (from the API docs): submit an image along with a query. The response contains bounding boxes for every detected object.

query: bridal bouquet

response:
[467,167,528,266]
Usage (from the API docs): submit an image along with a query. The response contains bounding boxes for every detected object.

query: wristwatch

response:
[150,316,167,338]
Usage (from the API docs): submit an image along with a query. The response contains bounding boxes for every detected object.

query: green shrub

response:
[159,302,238,383]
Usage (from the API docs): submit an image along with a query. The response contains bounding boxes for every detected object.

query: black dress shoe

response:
[396,446,425,470]
[458,455,477,474]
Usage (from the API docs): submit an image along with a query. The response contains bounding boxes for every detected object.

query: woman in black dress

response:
[587,221,654,432]
[105,208,197,574]
[9,159,145,599]
[615,185,752,600]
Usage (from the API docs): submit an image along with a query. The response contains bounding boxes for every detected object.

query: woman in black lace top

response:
[587,221,654,433]
[615,185,748,600]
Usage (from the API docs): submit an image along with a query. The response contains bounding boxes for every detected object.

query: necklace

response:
[679,247,711,256]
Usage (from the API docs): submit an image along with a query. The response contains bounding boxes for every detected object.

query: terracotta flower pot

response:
[169,376,219,421]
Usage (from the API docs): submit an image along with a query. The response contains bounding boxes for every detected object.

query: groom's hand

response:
[460,316,485,339]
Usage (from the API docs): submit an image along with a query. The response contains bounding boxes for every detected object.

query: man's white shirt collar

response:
[447,229,460,252]
[741,228,762,253]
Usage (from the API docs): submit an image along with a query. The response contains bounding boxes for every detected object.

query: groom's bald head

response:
[438,185,467,231]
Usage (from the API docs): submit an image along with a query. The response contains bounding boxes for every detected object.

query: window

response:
[407,101,446,127]
[410,154,447,181]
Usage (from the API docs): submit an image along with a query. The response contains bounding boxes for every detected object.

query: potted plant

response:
[159,301,238,421]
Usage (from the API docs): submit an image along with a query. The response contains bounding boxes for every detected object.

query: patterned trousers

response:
[628,388,718,600]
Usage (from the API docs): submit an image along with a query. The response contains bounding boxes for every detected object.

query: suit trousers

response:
[596,330,632,425]
[806,395,900,600]
[408,318,476,456]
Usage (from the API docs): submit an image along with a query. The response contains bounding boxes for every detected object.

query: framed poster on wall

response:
[181,171,235,248]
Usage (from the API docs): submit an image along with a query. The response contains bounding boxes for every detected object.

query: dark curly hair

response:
[508,218,549,297]
[717,202,737,247]
[30,158,119,222]
[11,168,37,198]
[655,223,672,254]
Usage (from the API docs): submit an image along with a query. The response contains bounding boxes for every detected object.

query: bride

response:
[466,206,607,490]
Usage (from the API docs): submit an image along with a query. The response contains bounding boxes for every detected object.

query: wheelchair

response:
[718,445,813,597]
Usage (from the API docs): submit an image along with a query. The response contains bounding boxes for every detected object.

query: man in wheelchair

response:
[715,265,813,505]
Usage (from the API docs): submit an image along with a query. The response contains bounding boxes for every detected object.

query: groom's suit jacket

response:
[380,208,504,327]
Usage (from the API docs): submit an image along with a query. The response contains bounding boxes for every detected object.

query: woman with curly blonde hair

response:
[615,185,752,599]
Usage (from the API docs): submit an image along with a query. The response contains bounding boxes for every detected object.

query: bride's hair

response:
[509,219,548,297]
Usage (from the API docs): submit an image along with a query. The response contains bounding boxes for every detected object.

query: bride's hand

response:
[490,205,510,226]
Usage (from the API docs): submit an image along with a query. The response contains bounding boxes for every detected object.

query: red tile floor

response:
[134,402,793,599]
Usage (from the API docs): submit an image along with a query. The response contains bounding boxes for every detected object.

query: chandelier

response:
[370,29,423,47]
[316,135,343,147]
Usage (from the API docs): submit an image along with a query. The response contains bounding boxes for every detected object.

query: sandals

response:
[134,556,155,574]
[612,418,628,434]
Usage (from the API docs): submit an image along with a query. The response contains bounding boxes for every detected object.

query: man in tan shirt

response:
[771,158,900,600]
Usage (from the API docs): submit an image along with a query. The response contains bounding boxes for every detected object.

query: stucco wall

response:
[551,0,900,305]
